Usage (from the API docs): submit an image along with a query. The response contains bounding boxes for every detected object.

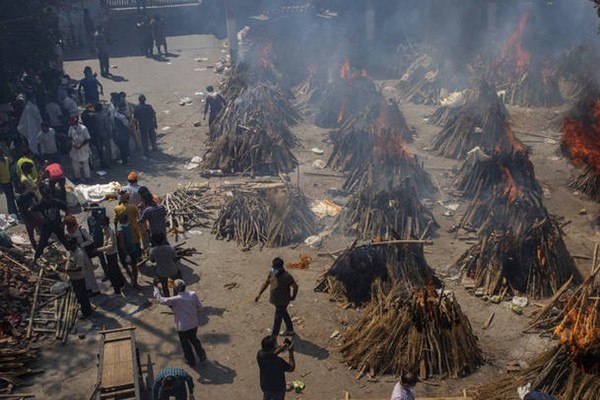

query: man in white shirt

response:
[37,122,59,163]
[390,371,418,400]
[68,116,91,182]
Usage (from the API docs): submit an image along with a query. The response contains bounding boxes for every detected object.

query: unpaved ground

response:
[15,33,598,400]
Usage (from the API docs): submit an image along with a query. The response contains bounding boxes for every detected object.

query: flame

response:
[536,245,546,267]
[503,126,525,154]
[499,164,523,202]
[337,99,347,123]
[555,293,600,372]
[339,59,368,80]
[561,99,600,173]
[259,43,273,68]
[495,11,531,80]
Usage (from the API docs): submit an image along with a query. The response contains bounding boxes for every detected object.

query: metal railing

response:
[104,0,199,9]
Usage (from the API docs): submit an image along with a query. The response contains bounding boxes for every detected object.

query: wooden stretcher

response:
[91,326,153,400]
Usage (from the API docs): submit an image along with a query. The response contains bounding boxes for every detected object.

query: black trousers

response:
[71,277,92,317]
[272,304,293,336]
[105,253,126,293]
[34,222,68,260]
[177,327,206,364]
[98,52,109,76]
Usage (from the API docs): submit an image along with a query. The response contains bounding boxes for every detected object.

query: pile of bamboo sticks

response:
[431,80,516,159]
[0,341,41,391]
[455,219,580,299]
[314,76,380,128]
[568,166,600,202]
[164,183,211,233]
[213,188,318,250]
[504,69,563,107]
[397,54,441,105]
[340,284,483,379]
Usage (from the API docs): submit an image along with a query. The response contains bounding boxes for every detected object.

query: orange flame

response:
[561,99,600,173]
[499,164,523,202]
[337,100,347,124]
[288,255,311,269]
[496,11,531,80]
[339,59,368,80]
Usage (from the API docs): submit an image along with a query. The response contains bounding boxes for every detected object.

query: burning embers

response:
[561,92,600,200]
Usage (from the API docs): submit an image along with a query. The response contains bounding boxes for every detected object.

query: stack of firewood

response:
[213,188,318,250]
[0,340,40,392]
[164,183,211,233]
[315,242,439,306]
[208,82,300,146]
[431,80,514,159]
[473,274,599,400]
[504,68,563,107]
[397,54,441,105]
[340,284,483,379]
[455,218,580,299]
[335,180,438,241]
[314,74,380,128]
[327,99,414,173]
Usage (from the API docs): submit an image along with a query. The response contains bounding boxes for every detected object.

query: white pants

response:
[72,158,90,179]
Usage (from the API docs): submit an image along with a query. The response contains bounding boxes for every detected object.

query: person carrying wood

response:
[255,257,298,336]
[64,238,93,319]
[390,371,419,400]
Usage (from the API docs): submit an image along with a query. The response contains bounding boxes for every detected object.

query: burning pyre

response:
[315,242,439,306]
[212,187,318,250]
[493,11,563,107]
[473,275,599,400]
[339,283,483,379]
[314,61,380,128]
[561,90,600,201]
[431,80,514,159]
[327,97,414,173]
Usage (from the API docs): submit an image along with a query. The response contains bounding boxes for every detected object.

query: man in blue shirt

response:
[152,367,195,400]
[78,66,103,105]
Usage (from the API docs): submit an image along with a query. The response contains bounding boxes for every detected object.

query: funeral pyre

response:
[492,11,563,108]
[327,98,414,173]
[339,283,483,379]
[560,90,600,201]
[315,242,439,306]
[473,274,600,400]
[212,187,318,250]
[430,80,515,160]
[204,82,300,176]
[314,61,380,129]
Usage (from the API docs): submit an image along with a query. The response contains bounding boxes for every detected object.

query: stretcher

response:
[92,326,153,400]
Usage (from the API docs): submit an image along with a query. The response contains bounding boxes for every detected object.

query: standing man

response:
[152,14,168,55]
[96,216,126,295]
[133,94,158,155]
[139,188,167,244]
[31,188,69,264]
[153,279,207,366]
[68,116,92,182]
[113,109,131,165]
[37,122,59,163]
[78,66,103,105]
[152,368,195,400]
[390,371,419,400]
[94,25,110,77]
[255,257,298,336]
[122,172,142,206]
[150,232,179,297]
[64,238,93,319]
[257,335,295,400]
[203,86,226,128]
[92,103,112,169]
[0,149,18,216]
[43,160,67,202]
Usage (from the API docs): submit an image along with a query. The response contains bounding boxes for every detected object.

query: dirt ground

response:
[15,32,599,400]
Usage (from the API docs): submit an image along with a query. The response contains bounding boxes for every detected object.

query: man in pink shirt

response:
[390,371,419,400]
[153,278,207,366]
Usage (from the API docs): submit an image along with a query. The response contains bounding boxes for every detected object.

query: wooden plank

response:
[98,326,136,335]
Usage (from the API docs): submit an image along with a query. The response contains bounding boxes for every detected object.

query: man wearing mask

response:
[255,257,298,337]
[68,116,91,182]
